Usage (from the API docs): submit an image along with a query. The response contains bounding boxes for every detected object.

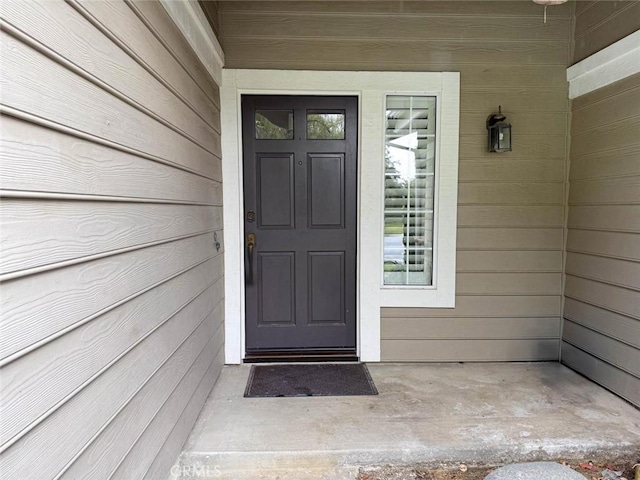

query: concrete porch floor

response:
[176,363,640,479]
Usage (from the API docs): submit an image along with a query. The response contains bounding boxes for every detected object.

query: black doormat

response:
[244,363,378,397]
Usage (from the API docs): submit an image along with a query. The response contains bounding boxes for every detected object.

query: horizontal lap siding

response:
[572,0,640,64]
[562,72,640,408]
[217,0,571,361]
[0,1,223,478]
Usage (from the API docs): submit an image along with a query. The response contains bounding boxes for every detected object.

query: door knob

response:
[246,233,256,284]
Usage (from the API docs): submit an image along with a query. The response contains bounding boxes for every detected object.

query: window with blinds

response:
[383,96,436,286]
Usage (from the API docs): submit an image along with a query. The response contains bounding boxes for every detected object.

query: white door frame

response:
[221,70,460,364]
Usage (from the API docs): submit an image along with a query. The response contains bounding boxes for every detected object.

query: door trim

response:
[221,73,372,363]
[221,69,460,364]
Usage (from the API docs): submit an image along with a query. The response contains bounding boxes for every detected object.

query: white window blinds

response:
[383,96,437,286]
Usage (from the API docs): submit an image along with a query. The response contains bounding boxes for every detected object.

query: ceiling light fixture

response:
[532,0,568,24]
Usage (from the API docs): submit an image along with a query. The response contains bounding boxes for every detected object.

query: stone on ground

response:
[485,462,586,480]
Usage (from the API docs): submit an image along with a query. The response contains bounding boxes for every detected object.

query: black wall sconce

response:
[486,106,512,153]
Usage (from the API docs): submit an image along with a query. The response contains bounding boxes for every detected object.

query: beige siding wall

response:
[562,71,640,408]
[0,1,223,477]
[573,0,640,64]
[219,1,571,361]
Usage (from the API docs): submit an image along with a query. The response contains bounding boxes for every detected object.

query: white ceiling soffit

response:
[567,30,640,99]
[160,0,224,86]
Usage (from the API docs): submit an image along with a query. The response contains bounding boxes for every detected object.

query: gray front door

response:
[242,95,358,354]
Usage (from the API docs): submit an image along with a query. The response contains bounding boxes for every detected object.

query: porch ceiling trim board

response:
[158,0,224,85]
[567,29,640,99]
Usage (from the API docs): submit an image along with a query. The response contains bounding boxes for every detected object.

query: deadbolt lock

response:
[247,210,256,223]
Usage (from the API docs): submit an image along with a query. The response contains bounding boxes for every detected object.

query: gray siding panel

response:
[382,339,560,363]
[572,0,640,64]
[1,0,219,149]
[1,117,221,204]
[1,259,222,446]
[562,72,640,408]
[562,343,640,407]
[1,284,219,478]
[0,0,223,477]
[217,0,571,361]
[1,201,221,275]
[142,348,224,480]
[72,0,219,116]
[0,29,217,178]
[0,234,218,360]
[564,298,640,346]
[63,317,224,479]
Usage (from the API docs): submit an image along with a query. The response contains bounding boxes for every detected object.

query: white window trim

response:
[222,70,459,364]
[380,88,459,307]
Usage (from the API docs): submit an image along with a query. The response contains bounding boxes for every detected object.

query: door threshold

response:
[244,351,358,363]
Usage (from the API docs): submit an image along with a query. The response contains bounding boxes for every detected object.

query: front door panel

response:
[242,95,358,353]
